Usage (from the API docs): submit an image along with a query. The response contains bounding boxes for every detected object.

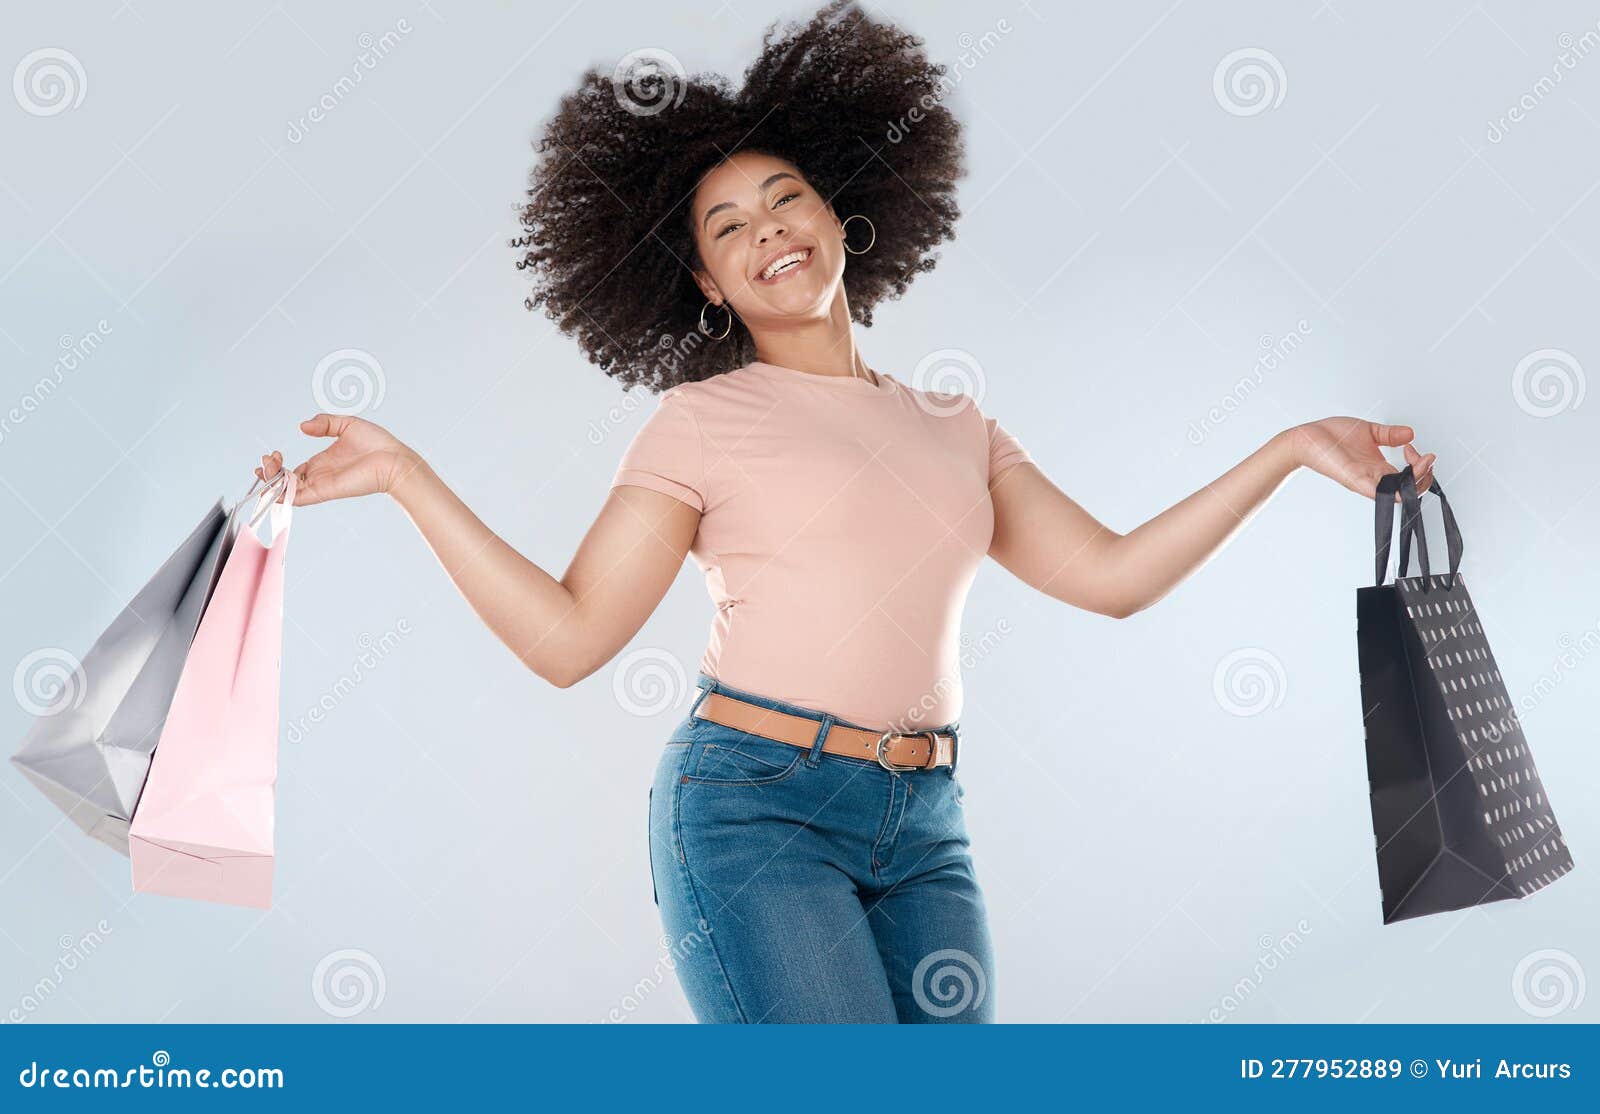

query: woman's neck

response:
[750,295,875,383]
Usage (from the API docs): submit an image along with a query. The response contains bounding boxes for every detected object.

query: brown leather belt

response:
[691,690,956,771]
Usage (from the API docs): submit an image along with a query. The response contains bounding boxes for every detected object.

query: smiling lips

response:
[756,246,813,283]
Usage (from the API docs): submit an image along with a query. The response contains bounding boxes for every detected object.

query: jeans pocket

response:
[685,730,805,785]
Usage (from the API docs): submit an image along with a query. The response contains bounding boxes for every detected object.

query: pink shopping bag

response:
[129,472,295,909]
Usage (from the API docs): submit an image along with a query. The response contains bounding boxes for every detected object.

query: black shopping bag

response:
[1356,464,1574,924]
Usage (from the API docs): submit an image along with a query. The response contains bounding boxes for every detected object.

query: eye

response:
[713,192,800,240]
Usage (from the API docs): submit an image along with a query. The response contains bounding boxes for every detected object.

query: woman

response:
[257,0,1436,1023]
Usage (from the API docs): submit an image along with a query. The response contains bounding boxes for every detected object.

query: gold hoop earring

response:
[699,299,732,341]
[841,213,876,255]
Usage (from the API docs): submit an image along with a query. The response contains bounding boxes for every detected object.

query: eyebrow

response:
[700,172,801,231]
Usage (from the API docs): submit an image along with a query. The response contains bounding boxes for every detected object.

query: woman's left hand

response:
[1285,417,1436,500]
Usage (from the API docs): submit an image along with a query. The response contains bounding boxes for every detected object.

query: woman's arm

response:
[259,414,700,688]
[987,417,1437,619]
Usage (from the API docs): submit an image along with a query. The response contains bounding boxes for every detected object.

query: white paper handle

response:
[247,470,295,543]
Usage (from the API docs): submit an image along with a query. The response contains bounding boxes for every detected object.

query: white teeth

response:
[760,248,810,280]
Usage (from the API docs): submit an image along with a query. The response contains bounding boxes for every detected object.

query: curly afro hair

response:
[510,0,967,394]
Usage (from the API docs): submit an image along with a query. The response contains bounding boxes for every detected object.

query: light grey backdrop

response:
[1,1,1594,1024]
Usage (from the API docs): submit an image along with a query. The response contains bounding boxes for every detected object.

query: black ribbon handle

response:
[1372,464,1464,589]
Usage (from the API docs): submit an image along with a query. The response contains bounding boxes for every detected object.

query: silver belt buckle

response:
[876,730,940,771]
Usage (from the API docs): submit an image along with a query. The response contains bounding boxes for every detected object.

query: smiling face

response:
[689,149,848,333]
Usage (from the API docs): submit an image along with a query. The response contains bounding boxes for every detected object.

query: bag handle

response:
[1373,464,1463,588]
[246,469,296,542]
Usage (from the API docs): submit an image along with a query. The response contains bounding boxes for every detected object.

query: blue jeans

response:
[648,671,995,1023]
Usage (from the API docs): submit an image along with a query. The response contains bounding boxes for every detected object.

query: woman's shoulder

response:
[659,362,791,417]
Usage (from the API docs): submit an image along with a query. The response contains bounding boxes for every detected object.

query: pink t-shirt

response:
[610,359,1031,732]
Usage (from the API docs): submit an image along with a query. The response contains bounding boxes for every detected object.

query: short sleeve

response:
[610,388,706,511]
[985,411,1032,484]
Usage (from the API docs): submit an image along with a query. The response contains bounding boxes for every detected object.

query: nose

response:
[755,219,788,246]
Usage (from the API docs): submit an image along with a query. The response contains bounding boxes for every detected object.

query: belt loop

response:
[687,680,714,722]
[805,714,832,769]
[948,723,960,776]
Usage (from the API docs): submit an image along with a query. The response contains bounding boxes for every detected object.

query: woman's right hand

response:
[255,413,420,507]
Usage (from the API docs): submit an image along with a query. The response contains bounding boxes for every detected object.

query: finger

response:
[260,452,280,478]
[1402,443,1421,466]
[1374,466,1404,502]
[291,464,324,507]
[1415,453,1437,492]
[1371,422,1415,447]
[300,413,355,439]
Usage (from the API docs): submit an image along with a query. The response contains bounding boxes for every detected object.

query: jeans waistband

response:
[690,671,960,744]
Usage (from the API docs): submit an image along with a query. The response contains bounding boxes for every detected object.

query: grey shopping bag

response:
[11,493,247,854]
